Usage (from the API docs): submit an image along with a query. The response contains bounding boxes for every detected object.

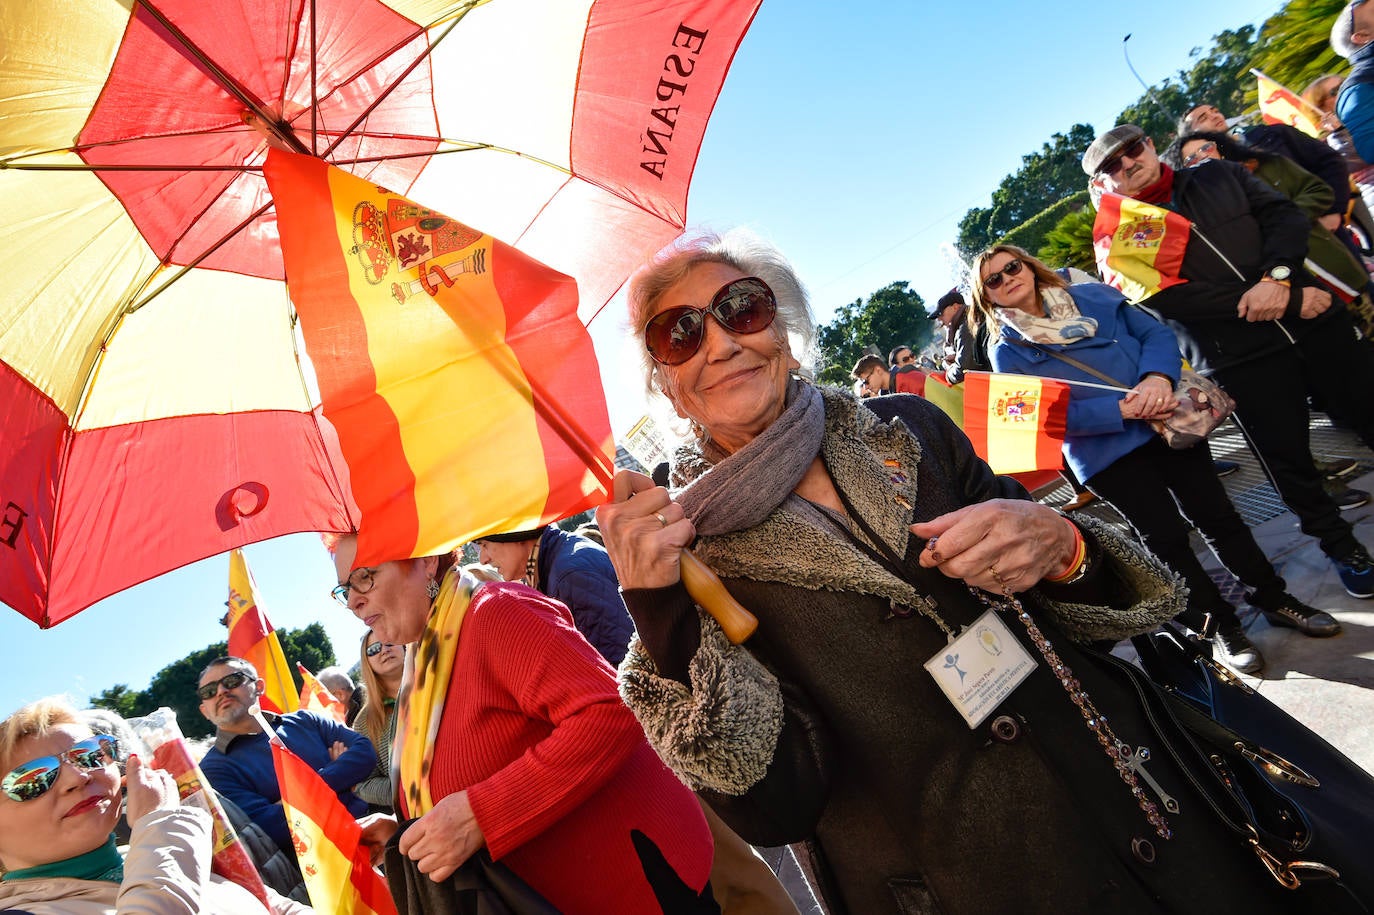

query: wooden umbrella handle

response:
[679,550,757,644]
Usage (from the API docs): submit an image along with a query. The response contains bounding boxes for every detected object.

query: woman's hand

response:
[123,753,180,823]
[1120,374,1177,420]
[357,813,399,867]
[1300,285,1333,319]
[912,500,1077,594]
[596,470,695,590]
[397,791,485,882]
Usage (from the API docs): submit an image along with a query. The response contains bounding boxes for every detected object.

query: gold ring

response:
[654,511,668,528]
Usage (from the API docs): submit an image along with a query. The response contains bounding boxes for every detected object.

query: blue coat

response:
[537,526,635,665]
[200,710,376,854]
[988,283,1182,483]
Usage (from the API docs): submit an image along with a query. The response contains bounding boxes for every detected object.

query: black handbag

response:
[1128,624,1374,907]
[383,819,559,915]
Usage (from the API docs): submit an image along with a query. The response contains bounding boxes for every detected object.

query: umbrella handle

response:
[679,550,758,644]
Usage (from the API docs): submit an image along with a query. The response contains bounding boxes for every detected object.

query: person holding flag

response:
[1086,123,1374,603]
[970,243,1342,674]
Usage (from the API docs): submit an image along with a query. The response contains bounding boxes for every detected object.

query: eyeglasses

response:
[365,641,394,657]
[981,258,1025,291]
[897,354,915,365]
[1096,138,1147,177]
[196,670,253,701]
[643,277,777,366]
[1183,141,1218,168]
[2,736,119,802]
[331,566,379,606]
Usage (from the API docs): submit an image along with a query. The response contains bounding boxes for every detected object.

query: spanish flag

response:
[264,150,615,568]
[271,740,398,915]
[961,372,1069,474]
[1255,70,1322,138]
[226,550,298,715]
[1093,193,1192,303]
[922,371,965,427]
[297,663,348,724]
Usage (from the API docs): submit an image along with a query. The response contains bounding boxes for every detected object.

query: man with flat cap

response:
[1084,123,1374,625]
[1334,0,1374,162]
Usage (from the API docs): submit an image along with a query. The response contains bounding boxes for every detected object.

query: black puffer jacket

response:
[1135,160,1347,373]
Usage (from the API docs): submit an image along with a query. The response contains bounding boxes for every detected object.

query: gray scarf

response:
[673,379,825,536]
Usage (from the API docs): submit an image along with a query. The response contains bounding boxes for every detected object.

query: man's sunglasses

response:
[332,566,379,606]
[644,277,777,366]
[1183,141,1218,168]
[365,641,395,658]
[1097,138,1148,177]
[2,735,119,802]
[196,670,253,701]
[982,258,1025,291]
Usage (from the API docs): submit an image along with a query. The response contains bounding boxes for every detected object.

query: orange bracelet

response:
[1046,517,1087,583]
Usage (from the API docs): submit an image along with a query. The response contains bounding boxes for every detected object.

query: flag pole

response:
[962,370,1131,394]
[249,705,280,744]
[1250,68,1328,119]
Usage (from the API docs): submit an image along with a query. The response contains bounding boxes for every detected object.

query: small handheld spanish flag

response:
[1093,194,1191,303]
[226,550,298,715]
[961,373,1070,474]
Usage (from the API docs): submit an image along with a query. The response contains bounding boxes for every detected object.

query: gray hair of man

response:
[627,228,815,410]
[316,666,355,700]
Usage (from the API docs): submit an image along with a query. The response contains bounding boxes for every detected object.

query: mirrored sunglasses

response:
[1097,138,1147,177]
[365,641,395,657]
[2,735,119,802]
[644,277,778,366]
[196,670,252,701]
[982,258,1025,291]
[331,566,379,606]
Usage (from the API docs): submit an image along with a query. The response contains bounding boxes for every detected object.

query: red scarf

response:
[1133,163,1175,205]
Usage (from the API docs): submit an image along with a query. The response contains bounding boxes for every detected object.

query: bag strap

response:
[1007,337,1130,388]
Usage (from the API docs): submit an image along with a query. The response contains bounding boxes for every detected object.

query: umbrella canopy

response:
[0,0,761,626]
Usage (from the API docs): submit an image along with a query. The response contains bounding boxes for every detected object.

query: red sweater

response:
[429,582,714,914]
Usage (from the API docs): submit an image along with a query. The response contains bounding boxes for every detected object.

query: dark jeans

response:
[1214,317,1374,560]
[1087,436,1286,630]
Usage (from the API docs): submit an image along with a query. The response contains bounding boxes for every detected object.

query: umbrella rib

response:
[126,200,276,315]
[138,0,313,156]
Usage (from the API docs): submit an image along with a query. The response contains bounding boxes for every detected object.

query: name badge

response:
[923,609,1036,729]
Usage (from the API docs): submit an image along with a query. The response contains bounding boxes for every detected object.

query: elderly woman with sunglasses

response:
[971,243,1343,677]
[592,229,1320,915]
[0,697,309,915]
[328,538,716,913]
[350,631,404,812]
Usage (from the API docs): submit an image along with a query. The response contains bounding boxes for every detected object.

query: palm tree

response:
[1249,0,1351,107]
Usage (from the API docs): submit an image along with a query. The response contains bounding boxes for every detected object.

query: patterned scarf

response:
[996,286,1097,345]
[392,568,480,818]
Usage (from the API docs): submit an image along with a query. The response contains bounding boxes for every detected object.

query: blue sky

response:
[1,0,1277,715]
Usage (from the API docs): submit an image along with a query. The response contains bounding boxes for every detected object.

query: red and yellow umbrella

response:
[0,0,761,625]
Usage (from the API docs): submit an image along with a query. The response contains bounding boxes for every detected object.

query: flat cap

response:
[1081,124,1145,176]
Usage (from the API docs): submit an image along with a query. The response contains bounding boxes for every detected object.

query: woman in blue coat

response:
[969,244,1341,674]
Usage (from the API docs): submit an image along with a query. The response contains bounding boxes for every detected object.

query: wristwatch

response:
[1264,265,1293,287]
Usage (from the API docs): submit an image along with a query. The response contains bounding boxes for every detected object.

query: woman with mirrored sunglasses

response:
[593,228,1303,914]
[0,697,309,915]
[350,629,404,813]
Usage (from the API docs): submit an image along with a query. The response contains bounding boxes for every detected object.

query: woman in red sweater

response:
[329,534,717,914]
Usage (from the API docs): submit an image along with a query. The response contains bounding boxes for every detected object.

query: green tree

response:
[1249,0,1349,109]
[814,282,931,386]
[89,684,140,719]
[1037,207,1101,274]
[956,125,1098,256]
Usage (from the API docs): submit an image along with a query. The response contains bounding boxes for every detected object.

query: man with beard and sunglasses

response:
[197,656,376,862]
[1084,123,1374,607]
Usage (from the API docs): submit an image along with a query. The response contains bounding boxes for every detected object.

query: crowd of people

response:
[9,5,1374,915]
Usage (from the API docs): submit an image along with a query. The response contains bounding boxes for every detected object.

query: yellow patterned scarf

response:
[393,567,479,817]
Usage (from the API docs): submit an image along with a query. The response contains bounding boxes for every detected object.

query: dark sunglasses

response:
[982,258,1025,291]
[1097,138,1148,177]
[365,641,394,657]
[332,566,379,606]
[2,735,119,802]
[196,670,253,701]
[644,277,777,366]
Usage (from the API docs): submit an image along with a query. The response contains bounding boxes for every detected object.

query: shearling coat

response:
[620,388,1313,915]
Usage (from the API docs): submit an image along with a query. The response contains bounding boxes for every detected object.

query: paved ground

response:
[1042,415,1374,774]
